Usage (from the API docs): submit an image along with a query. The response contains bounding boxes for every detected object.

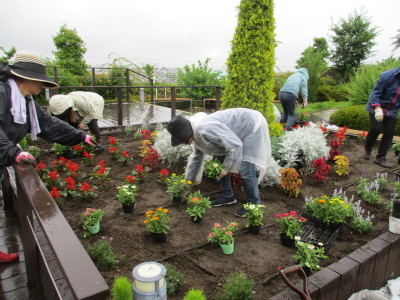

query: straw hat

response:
[10,53,58,88]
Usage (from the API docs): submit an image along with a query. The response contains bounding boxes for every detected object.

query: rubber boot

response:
[0,251,19,263]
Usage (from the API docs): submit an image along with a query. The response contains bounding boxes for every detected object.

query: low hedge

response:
[330,105,400,136]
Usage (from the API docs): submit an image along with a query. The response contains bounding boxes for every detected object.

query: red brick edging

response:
[270,231,400,299]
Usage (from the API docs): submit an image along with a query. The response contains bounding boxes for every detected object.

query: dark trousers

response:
[87,119,101,143]
[365,113,397,159]
[279,91,297,130]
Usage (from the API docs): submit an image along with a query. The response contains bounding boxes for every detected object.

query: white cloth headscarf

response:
[8,78,41,140]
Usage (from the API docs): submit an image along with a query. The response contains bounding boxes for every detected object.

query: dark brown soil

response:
[34,131,396,299]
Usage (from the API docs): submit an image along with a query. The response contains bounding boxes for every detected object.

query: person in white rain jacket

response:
[49,91,104,143]
[167,108,272,217]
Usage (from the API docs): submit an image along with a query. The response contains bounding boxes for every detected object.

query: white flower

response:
[317,242,323,246]
[308,244,315,250]
[249,204,256,210]
[294,236,301,241]
[213,164,219,168]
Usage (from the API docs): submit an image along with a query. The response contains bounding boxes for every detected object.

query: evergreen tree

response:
[52,25,88,76]
[222,0,276,125]
[392,29,400,52]
[330,10,378,83]
[296,38,329,102]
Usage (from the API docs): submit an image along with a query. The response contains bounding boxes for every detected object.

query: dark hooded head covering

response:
[167,115,193,146]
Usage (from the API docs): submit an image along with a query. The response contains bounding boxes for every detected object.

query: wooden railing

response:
[1,164,109,299]
[51,85,222,125]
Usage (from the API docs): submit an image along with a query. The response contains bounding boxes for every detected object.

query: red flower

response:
[80,182,93,192]
[65,176,76,190]
[125,175,137,184]
[50,187,61,198]
[319,126,328,133]
[135,164,144,173]
[121,151,131,158]
[109,146,118,153]
[109,136,117,145]
[140,129,152,139]
[83,151,94,159]
[35,161,47,171]
[73,145,83,151]
[159,169,169,176]
[48,170,59,181]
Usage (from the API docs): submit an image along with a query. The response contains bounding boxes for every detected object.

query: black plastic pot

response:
[392,200,400,218]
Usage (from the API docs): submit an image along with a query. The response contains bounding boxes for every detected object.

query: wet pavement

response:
[97,102,339,128]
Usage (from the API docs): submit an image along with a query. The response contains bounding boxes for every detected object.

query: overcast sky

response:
[1,0,399,72]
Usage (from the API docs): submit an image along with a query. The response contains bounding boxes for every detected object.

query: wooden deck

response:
[0,201,30,299]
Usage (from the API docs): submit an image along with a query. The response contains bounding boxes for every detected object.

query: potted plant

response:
[292,237,328,275]
[116,184,139,213]
[275,211,307,246]
[203,158,223,181]
[144,207,170,243]
[81,208,104,235]
[186,190,211,223]
[165,173,192,202]
[208,221,238,255]
[243,203,266,234]
[303,192,353,228]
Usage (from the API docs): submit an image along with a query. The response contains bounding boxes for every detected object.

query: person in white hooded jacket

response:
[49,91,104,143]
[167,108,271,217]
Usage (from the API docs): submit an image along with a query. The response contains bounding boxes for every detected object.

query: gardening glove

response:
[84,135,98,146]
[15,151,37,166]
[374,107,383,122]
[302,98,308,108]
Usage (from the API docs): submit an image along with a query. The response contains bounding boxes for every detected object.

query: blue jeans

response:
[217,157,260,204]
[279,91,297,130]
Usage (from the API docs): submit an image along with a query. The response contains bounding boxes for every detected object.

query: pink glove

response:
[84,135,98,146]
[15,152,37,166]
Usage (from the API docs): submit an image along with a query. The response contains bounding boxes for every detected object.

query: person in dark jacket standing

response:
[0,53,97,263]
[279,68,309,130]
[364,66,400,168]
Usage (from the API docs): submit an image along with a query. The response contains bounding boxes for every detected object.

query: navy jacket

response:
[366,67,400,118]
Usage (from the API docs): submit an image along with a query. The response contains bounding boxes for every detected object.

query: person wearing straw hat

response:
[167,108,272,217]
[49,91,104,143]
[0,53,97,263]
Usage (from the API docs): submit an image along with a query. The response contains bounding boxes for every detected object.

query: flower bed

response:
[31,129,395,299]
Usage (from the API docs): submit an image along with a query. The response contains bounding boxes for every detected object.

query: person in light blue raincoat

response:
[167,108,272,217]
[279,68,309,130]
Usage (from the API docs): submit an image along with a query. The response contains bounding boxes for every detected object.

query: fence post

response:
[215,86,221,111]
[171,87,176,118]
[91,68,96,92]
[125,69,130,102]
[150,79,154,104]
[117,87,123,126]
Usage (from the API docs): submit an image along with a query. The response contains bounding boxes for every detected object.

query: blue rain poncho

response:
[185,108,272,184]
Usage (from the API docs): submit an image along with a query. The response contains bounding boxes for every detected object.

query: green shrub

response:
[112,276,133,300]
[183,288,207,300]
[317,84,348,102]
[329,105,369,130]
[215,272,254,300]
[87,239,116,271]
[165,263,185,296]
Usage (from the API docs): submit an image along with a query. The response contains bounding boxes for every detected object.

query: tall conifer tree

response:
[222,0,276,125]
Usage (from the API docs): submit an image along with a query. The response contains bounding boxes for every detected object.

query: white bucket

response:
[389,216,400,234]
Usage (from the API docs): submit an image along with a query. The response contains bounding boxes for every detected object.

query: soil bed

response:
[34,131,397,299]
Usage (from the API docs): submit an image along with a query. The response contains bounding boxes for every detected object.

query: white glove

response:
[375,107,383,122]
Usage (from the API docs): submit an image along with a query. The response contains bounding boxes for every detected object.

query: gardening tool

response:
[279,265,312,300]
